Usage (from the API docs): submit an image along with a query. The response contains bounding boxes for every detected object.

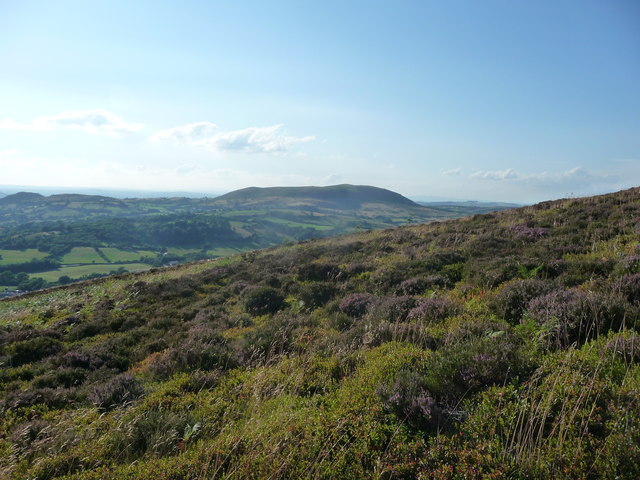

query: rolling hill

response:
[0,187,639,479]
[0,185,516,290]
[211,184,424,210]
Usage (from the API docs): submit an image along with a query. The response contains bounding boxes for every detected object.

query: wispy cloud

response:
[151,122,218,143]
[471,168,519,180]
[470,166,602,184]
[0,109,143,135]
[442,168,462,176]
[152,122,314,154]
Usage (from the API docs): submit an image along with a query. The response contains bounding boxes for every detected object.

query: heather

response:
[0,187,639,479]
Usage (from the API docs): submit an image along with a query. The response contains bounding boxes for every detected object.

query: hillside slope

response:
[0,185,515,291]
[1,187,639,479]
[211,184,423,210]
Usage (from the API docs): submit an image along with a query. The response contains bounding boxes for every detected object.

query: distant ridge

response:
[0,191,45,204]
[211,184,421,210]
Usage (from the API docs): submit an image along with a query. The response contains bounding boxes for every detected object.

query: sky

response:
[0,0,638,203]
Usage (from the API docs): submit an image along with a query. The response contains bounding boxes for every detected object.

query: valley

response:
[0,185,515,293]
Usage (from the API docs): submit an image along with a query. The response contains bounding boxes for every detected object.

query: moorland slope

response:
[1,187,639,479]
[0,185,513,291]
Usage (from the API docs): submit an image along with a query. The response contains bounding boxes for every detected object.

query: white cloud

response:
[0,109,143,135]
[471,168,519,180]
[443,167,462,176]
[470,166,605,184]
[152,122,314,154]
[150,122,218,144]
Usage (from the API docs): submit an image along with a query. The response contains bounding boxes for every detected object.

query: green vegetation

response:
[61,247,105,264]
[0,249,49,265]
[29,263,151,282]
[0,185,512,291]
[99,248,157,263]
[0,187,638,478]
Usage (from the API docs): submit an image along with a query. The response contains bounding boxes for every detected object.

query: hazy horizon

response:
[1,1,638,203]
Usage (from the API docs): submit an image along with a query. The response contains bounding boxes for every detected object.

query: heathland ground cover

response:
[0,187,638,479]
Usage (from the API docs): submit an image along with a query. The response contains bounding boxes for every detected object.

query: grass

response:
[0,249,49,265]
[262,216,334,230]
[100,248,157,263]
[207,246,250,257]
[61,247,105,264]
[29,263,152,281]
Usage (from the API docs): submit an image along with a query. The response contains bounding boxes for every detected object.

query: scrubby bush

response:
[10,336,63,366]
[377,370,442,430]
[423,331,529,406]
[88,373,144,410]
[616,273,640,305]
[371,296,417,323]
[32,368,87,388]
[604,332,640,364]
[296,263,341,282]
[407,296,462,323]
[149,325,237,377]
[396,277,427,295]
[490,278,556,324]
[239,316,294,364]
[3,387,73,410]
[298,282,337,309]
[527,289,631,348]
[339,293,375,318]
[106,409,202,460]
[243,287,286,316]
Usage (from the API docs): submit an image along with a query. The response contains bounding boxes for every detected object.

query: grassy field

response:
[0,248,49,265]
[61,247,105,264]
[100,247,157,262]
[29,263,152,281]
[207,246,250,257]
[262,216,334,230]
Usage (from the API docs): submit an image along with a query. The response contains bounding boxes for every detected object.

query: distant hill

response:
[212,184,421,210]
[0,191,45,205]
[0,185,519,289]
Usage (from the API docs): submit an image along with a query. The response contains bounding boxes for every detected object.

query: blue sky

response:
[0,0,638,202]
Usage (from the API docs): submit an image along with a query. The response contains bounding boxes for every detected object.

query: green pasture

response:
[207,246,249,257]
[29,263,152,282]
[262,216,334,230]
[100,247,157,262]
[0,249,49,265]
[61,247,105,264]
[165,247,203,255]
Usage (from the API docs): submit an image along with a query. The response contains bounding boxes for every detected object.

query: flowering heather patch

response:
[616,273,640,305]
[339,292,375,317]
[377,370,442,430]
[527,289,630,348]
[408,296,461,323]
[1,187,639,479]
[88,373,144,410]
[509,223,549,240]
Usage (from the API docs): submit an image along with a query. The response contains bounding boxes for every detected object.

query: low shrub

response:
[298,282,337,309]
[616,273,640,306]
[88,373,144,410]
[10,336,63,366]
[490,278,556,324]
[3,387,73,410]
[243,287,286,316]
[339,293,375,318]
[377,369,442,430]
[408,296,462,323]
[371,296,417,323]
[527,289,631,348]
